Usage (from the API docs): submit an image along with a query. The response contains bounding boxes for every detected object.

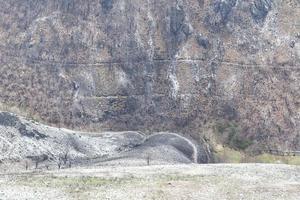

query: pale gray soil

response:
[0,164,299,200]
[0,112,211,172]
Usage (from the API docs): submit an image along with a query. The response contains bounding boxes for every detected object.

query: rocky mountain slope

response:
[0,0,299,151]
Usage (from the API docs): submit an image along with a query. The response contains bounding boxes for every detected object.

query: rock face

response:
[0,0,299,151]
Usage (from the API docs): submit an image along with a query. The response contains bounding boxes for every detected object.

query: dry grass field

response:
[0,164,299,200]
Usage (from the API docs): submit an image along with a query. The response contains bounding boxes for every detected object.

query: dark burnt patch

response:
[250,0,272,24]
[0,112,19,127]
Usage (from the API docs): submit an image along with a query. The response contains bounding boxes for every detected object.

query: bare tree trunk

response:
[25,160,29,170]
[146,154,151,166]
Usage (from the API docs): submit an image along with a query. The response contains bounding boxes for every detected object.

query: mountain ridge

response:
[0,0,299,152]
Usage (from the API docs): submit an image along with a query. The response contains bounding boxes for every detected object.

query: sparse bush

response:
[231,137,253,150]
[215,121,253,150]
[216,122,228,134]
[60,146,70,165]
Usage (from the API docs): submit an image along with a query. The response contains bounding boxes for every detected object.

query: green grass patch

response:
[13,175,138,189]
[214,147,244,163]
[254,154,300,165]
[214,147,300,165]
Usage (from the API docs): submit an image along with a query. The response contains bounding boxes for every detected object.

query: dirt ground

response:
[0,163,299,200]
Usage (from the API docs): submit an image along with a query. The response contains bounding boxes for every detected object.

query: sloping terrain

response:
[0,0,299,151]
[0,112,211,170]
[0,164,299,200]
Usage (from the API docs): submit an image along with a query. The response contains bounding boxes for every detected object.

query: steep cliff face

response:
[0,0,299,151]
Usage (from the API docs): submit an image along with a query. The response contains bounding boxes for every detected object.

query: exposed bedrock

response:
[0,0,299,152]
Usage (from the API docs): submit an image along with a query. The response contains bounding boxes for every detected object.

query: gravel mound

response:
[0,112,211,170]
